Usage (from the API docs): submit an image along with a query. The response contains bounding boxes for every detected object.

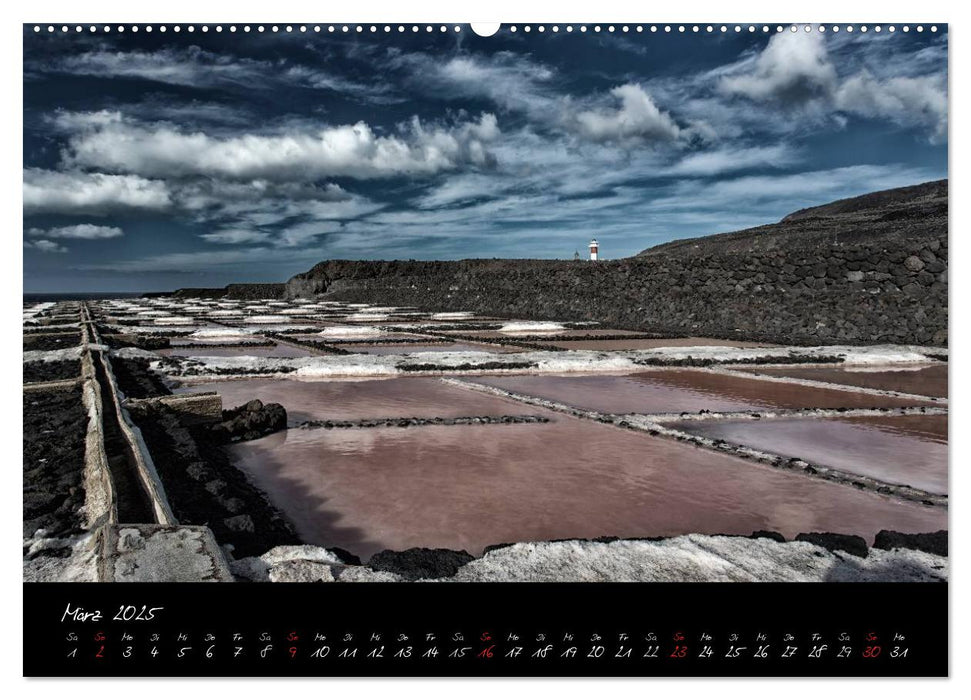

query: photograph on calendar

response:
[23,22,947,587]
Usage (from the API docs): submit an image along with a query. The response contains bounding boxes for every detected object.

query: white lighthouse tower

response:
[589,238,599,261]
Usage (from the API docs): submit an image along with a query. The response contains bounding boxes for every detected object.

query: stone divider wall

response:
[165,283,287,300]
[286,233,947,346]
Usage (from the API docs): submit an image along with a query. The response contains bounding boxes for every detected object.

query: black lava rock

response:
[873,530,947,557]
[749,530,787,543]
[368,547,475,580]
[482,542,515,555]
[795,532,869,558]
[329,547,362,566]
[211,400,287,443]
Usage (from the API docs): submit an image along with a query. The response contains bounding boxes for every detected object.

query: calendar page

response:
[22,19,948,678]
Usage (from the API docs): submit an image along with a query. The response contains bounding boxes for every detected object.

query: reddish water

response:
[289,332,426,343]
[350,343,518,355]
[473,370,931,414]
[445,329,624,339]
[176,377,534,425]
[742,365,948,398]
[672,417,948,495]
[549,337,777,351]
[228,415,946,559]
[159,344,315,358]
[843,414,948,442]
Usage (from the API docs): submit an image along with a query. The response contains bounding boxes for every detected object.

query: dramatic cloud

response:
[573,84,681,144]
[718,31,947,140]
[24,239,68,253]
[23,28,947,289]
[834,72,947,141]
[39,45,396,102]
[719,31,838,105]
[394,51,557,118]
[23,168,171,215]
[26,224,124,239]
[56,111,501,181]
[199,229,272,245]
[662,144,799,177]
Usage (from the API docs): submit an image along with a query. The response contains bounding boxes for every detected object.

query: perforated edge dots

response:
[29,24,943,35]
[503,24,938,34]
[31,24,465,34]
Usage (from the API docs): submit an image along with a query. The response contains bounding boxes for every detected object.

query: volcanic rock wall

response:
[286,233,948,346]
[167,283,287,300]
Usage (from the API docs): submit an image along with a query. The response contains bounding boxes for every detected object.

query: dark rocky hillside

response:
[282,181,947,346]
[638,180,947,258]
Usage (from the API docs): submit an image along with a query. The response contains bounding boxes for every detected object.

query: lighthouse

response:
[589,238,599,261]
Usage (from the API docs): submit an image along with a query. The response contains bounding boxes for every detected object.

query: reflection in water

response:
[474,370,930,414]
[673,416,948,495]
[159,344,315,358]
[177,376,536,426]
[742,364,948,398]
[229,415,945,559]
[349,343,515,355]
[549,337,777,351]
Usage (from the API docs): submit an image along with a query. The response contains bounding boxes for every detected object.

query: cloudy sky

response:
[23,25,947,292]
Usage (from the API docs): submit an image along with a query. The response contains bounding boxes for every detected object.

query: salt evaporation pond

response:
[473,370,934,415]
[548,337,777,351]
[741,364,948,398]
[227,414,946,559]
[177,377,534,425]
[672,415,948,495]
[159,344,316,358]
[350,343,518,355]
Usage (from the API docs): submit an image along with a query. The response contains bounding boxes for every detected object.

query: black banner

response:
[24,582,947,677]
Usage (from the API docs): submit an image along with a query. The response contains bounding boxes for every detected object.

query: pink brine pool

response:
[228,413,945,559]
[471,370,932,415]
[176,376,535,425]
[159,343,315,358]
[741,364,948,398]
[671,415,948,495]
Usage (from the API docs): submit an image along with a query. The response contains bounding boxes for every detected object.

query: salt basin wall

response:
[285,181,947,347]
[163,283,287,300]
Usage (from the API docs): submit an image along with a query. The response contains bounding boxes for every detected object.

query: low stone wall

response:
[167,283,287,300]
[286,233,947,345]
[125,392,223,425]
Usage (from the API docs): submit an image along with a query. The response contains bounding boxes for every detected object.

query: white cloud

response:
[404,51,557,117]
[23,168,171,215]
[835,71,947,142]
[199,229,271,245]
[26,224,124,240]
[573,84,681,145]
[24,239,68,253]
[662,144,799,177]
[716,32,947,140]
[719,31,838,104]
[58,111,501,181]
[42,46,396,102]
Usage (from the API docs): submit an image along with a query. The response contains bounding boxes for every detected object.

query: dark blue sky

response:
[23,24,947,292]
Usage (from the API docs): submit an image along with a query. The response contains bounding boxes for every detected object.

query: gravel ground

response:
[23,388,87,541]
[23,332,81,351]
[24,360,81,383]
